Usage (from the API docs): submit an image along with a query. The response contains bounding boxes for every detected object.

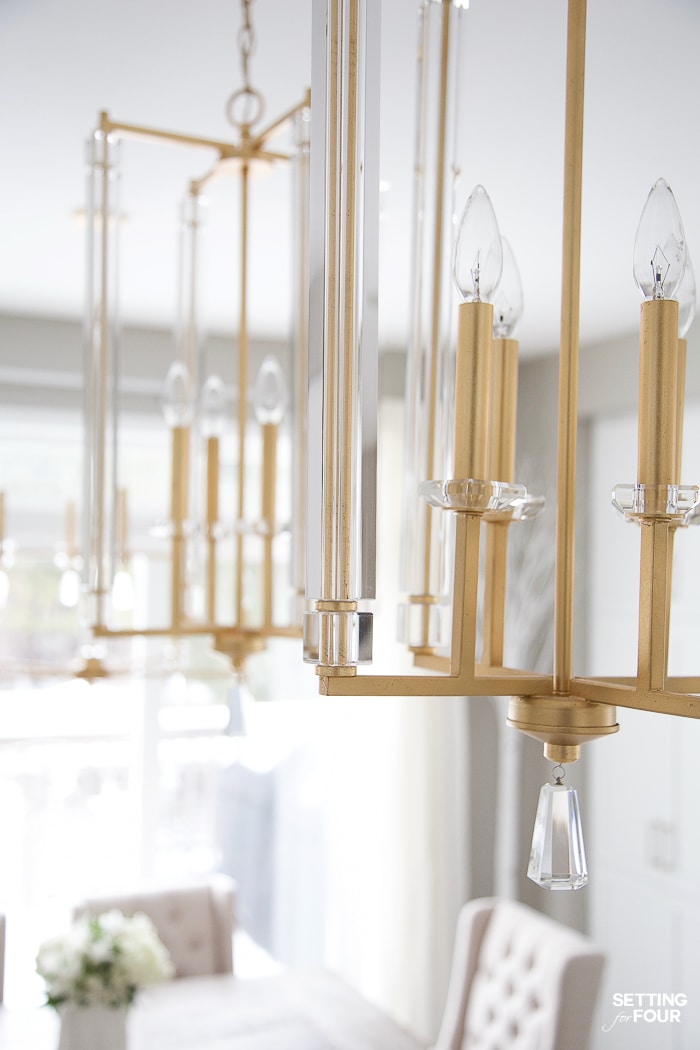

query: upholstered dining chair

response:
[431,897,605,1050]
[73,874,237,979]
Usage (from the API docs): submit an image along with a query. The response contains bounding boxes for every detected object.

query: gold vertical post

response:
[450,299,492,676]
[675,338,687,482]
[235,162,250,627]
[637,299,679,494]
[206,436,219,623]
[450,513,482,676]
[553,0,587,696]
[636,297,679,689]
[482,337,518,667]
[664,336,686,661]
[261,422,278,628]
[420,0,452,640]
[170,425,190,629]
[453,301,493,480]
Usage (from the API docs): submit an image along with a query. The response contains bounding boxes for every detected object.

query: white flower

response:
[36,910,174,1010]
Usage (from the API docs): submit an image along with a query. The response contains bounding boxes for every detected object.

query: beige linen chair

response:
[74,875,236,979]
[432,897,605,1050]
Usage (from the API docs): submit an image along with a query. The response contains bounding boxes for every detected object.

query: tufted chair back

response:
[432,898,605,1050]
[73,875,236,979]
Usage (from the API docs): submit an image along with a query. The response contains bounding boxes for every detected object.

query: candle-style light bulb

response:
[253,356,288,425]
[492,237,524,337]
[678,251,697,339]
[633,178,687,301]
[200,374,227,438]
[0,568,9,609]
[453,185,503,303]
[162,361,195,428]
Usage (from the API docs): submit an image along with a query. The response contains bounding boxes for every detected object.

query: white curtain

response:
[320,399,471,1043]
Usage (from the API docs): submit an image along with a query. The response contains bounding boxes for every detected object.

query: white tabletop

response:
[0,971,424,1050]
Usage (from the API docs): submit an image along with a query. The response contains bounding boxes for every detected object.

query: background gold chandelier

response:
[304,0,700,889]
[82,0,310,676]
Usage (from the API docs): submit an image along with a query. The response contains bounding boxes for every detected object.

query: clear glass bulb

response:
[633,177,687,301]
[527,769,588,890]
[162,361,195,428]
[453,185,503,303]
[678,251,697,338]
[200,374,227,438]
[112,568,135,612]
[492,237,524,337]
[253,356,288,425]
[58,567,81,608]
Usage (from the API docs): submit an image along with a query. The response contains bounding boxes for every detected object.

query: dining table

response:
[0,969,425,1050]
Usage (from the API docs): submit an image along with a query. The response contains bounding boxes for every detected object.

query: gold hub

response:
[507,693,619,762]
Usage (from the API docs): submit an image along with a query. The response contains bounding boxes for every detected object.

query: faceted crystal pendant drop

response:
[527,767,588,891]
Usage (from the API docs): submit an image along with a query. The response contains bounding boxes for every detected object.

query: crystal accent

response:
[420,478,527,513]
[527,781,588,891]
[303,610,373,666]
[484,492,546,523]
[612,483,699,520]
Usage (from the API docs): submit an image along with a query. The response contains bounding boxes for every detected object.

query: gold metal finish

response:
[261,422,278,629]
[507,694,619,751]
[311,0,700,812]
[482,337,518,668]
[637,298,679,493]
[545,744,581,764]
[420,0,452,623]
[454,301,493,480]
[206,436,220,624]
[170,425,190,630]
[87,79,309,672]
[553,0,586,698]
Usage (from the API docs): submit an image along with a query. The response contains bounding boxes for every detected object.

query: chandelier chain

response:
[238,0,256,95]
[226,0,264,131]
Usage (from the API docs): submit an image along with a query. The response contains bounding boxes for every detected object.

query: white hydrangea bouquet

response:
[36,910,174,1010]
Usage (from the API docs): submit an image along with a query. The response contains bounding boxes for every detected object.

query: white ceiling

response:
[1,0,700,359]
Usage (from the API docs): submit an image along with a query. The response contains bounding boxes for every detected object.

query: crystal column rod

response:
[292,106,311,622]
[399,0,464,656]
[305,0,379,674]
[236,161,250,627]
[84,117,120,632]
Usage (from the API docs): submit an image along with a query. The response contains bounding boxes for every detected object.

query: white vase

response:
[58,1004,128,1050]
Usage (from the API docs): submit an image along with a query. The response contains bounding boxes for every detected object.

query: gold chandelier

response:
[304,0,699,889]
[82,0,310,677]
